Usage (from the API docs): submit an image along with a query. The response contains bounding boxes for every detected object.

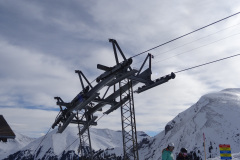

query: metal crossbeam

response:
[52,39,176,160]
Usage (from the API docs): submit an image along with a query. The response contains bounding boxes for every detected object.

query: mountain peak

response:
[138,88,240,160]
[3,88,240,160]
[0,132,35,160]
[4,127,149,159]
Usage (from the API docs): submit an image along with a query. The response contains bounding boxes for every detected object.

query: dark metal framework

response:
[75,71,93,159]
[51,39,176,160]
[109,39,139,160]
[120,80,138,160]
[76,110,93,159]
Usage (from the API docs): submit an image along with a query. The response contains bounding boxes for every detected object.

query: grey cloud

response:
[1,0,240,137]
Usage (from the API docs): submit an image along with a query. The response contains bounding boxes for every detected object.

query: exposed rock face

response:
[165,120,176,135]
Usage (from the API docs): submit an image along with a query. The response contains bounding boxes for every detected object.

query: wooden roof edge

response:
[0,135,16,139]
[0,115,16,139]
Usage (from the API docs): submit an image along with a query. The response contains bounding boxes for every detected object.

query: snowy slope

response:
[4,127,149,159]
[0,132,35,159]
[4,88,240,160]
[138,88,240,160]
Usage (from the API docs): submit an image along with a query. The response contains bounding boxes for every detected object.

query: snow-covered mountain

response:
[138,88,240,160]
[3,88,240,160]
[0,132,35,160]
[3,127,149,159]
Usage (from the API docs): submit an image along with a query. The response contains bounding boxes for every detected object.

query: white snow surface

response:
[12,127,148,159]
[138,88,240,160]
[0,132,35,159]
[3,88,240,160]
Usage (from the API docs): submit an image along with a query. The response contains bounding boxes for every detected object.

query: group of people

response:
[162,143,189,160]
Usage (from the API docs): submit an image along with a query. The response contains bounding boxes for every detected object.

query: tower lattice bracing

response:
[119,79,139,160]
[51,39,176,160]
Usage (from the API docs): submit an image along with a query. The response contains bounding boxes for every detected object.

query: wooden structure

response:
[0,115,16,142]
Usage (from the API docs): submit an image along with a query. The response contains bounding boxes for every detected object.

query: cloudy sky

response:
[0,0,240,138]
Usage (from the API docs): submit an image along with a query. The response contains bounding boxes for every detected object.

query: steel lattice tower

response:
[52,39,175,160]
[77,110,93,159]
[119,79,139,160]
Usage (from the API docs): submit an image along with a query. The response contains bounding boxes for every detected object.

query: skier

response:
[176,148,189,160]
[162,142,175,160]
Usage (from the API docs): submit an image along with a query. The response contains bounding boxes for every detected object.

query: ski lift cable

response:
[96,114,105,122]
[133,33,240,72]
[152,32,240,64]
[174,53,240,74]
[153,23,240,59]
[62,137,79,152]
[90,78,97,84]
[34,110,63,157]
[33,126,52,157]
[132,22,240,66]
[130,11,240,59]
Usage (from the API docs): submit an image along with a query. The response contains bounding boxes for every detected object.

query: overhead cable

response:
[153,23,240,59]
[34,126,52,157]
[62,137,79,152]
[131,11,240,58]
[153,32,240,64]
[132,23,240,66]
[174,53,240,73]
